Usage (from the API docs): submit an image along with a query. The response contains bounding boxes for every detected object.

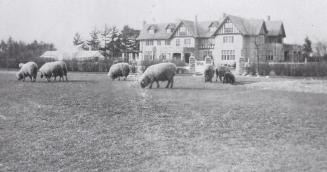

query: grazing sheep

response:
[108,63,130,80]
[204,65,215,82]
[16,62,38,82]
[52,61,68,81]
[215,65,231,82]
[223,72,235,84]
[140,62,176,89]
[18,63,24,68]
[39,61,65,82]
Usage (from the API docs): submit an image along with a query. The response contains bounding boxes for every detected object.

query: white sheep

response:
[16,61,38,82]
[140,62,176,89]
[108,62,130,80]
[39,61,66,82]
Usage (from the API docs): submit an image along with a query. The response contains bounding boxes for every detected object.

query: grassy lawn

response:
[0,71,327,171]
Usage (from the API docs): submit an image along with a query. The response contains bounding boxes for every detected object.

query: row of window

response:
[145,40,170,46]
[145,39,191,47]
[145,35,241,46]
[221,50,236,60]
[223,36,234,43]
[145,50,275,62]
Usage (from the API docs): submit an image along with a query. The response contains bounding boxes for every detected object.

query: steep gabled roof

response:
[176,19,198,37]
[137,23,175,40]
[213,15,267,36]
[197,21,220,38]
[266,21,286,37]
[137,19,220,40]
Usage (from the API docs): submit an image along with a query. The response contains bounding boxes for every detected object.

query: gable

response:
[216,19,241,34]
[171,22,194,37]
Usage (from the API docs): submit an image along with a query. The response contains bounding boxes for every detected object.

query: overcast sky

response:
[0,0,326,50]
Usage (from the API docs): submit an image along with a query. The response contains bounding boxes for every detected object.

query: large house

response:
[137,14,287,74]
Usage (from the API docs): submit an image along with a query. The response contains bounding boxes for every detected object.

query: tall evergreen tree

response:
[73,32,84,46]
[303,37,312,61]
[87,28,101,50]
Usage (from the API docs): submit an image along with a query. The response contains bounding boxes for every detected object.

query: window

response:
[166,28,172,33]
[149,29,155,34]
[224,21,233,33]
[157,40,161,46]
[210,26,216,32]
[221,50,235,60]
[266,51,273,61]
[145,40,153,46]
[223,36,234,43]
[176,39,180,46]
[184,39,191,45]
[165,40,170,46]
[179,26,187,36]
[180,26,186,32]
[144,51,153,60]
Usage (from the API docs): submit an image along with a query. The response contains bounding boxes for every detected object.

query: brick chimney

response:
[142,20,147,26]
[223,13,227,18]
[267,15,271,21]
[194,15,198,36]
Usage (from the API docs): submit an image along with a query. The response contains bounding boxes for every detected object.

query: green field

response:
[0,71,326,171]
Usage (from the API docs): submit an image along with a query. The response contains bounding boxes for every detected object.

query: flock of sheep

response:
[17,61,68,82]
[108,62,235,89]
[16,61,235,88]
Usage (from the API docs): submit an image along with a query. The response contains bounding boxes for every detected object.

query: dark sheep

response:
[223,72,235,84]
[16,62,38,82]
[215,65,231,82]
[53,61,68,81]
[108,63,130,80]
[204,65,215,82]
[140,62,176,89]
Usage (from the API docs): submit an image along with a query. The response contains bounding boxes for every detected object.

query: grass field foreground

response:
[0,71,327,171]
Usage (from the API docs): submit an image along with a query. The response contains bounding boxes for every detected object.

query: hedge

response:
[245,62,327,76]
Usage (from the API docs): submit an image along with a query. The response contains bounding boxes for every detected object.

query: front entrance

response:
[173,53,181,61]
[184,53,191,63]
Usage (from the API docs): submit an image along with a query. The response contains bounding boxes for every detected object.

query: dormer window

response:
[166,28,172,33]
[209,26,216,32]
[149,29,155,34]
[180,26,186,32]
[148,25,156,34]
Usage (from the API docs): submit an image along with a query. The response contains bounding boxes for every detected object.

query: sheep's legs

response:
[149,81,154,89]
[165,80,170,88]
[170,78,174,88]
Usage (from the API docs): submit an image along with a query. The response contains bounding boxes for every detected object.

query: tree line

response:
[73,25,140,58]
[0,37,56,68]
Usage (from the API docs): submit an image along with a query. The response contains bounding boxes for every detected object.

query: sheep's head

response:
[18,63,24,68]
[39,71,44,78]
[16,72,23,80]
[140,76,150,88]
[108,72,116,80]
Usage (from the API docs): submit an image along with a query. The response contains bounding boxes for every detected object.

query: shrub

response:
[245,62,327,76]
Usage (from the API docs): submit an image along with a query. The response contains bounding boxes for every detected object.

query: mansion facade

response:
[137,14,288,73]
